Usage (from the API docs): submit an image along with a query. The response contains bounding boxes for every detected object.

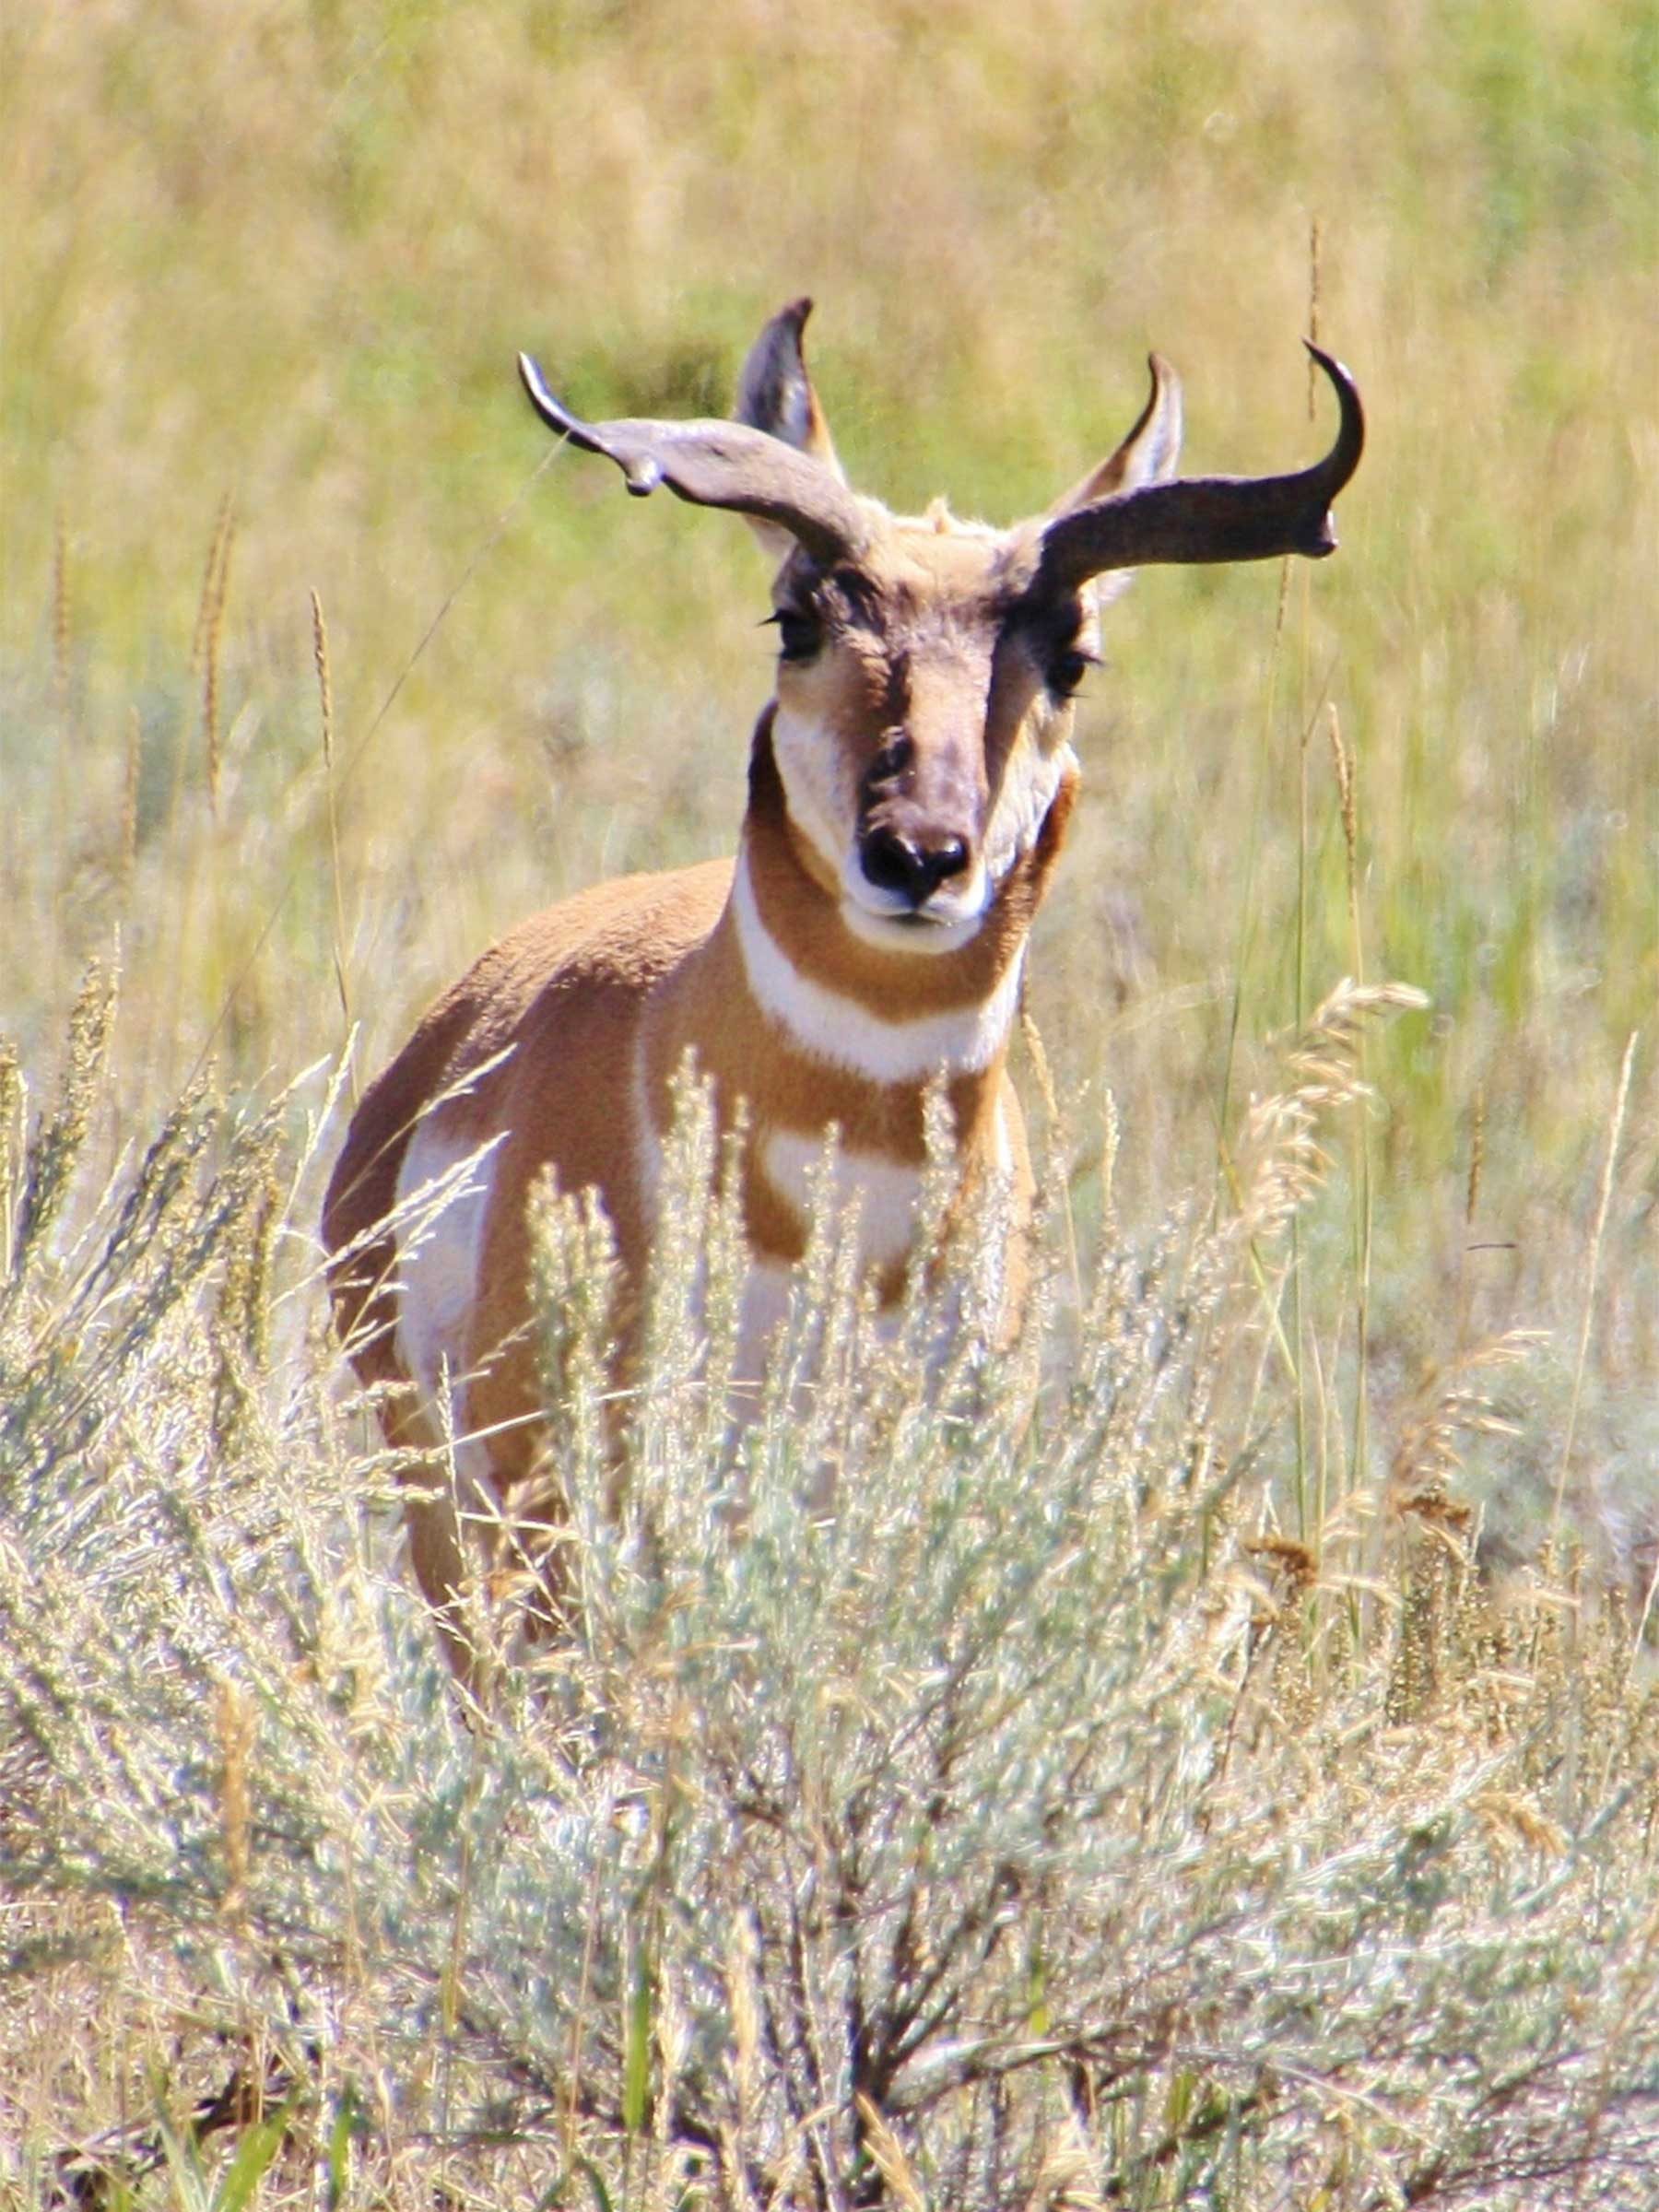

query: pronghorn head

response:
[519,300,1362,954]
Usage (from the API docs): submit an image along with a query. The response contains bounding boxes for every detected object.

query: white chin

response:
[840,891,988,957]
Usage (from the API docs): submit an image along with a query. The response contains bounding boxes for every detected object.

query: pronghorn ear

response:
[1053,355,1183,512]
[1048,355,1183,597]
[735,297,846,565]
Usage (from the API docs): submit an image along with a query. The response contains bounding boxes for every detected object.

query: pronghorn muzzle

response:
[859,825,973,909]
[856,725,982,914]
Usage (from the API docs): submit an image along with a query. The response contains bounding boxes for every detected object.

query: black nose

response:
[860,828,971,908]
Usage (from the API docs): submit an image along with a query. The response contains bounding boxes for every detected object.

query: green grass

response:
[2,1,1656,2204]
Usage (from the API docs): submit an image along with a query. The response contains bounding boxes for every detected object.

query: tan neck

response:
[635,710,1074,1268]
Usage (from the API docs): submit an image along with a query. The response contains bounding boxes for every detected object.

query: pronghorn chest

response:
[624,1099,933,1403]
[727,1090,1023,1394]
[759,1124,924,1274]
[747,1122,928,1303]
[632,856,1030,1380]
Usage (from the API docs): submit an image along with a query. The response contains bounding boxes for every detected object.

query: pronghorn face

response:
[517,299,1362,955]
[764,519,1100,952]
[733,294,1182,953]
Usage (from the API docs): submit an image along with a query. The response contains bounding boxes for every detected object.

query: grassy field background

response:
[2,1,1656,2205]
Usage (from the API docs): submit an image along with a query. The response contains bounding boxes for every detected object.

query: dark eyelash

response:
[764,607,823,662]
[1048,645,1101,697]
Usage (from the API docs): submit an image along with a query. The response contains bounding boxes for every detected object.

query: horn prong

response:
[1037,347,1366,590]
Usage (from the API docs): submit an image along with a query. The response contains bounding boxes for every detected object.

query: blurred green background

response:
[3,0,1653,1550]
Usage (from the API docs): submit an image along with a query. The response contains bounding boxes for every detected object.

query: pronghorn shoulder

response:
[345,855,735,1165]
[406,856,735,1080]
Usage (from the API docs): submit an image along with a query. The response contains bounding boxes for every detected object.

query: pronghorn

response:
[324,299,1362,1654]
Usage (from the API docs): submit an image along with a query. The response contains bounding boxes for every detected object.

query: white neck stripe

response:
[731,849,1023,1082]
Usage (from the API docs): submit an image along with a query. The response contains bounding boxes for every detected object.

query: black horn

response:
[1036,346,1364,592]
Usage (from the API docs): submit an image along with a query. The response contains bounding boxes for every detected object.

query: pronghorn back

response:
[324,297,1362,1669]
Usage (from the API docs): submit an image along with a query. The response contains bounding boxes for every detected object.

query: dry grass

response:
[2,0,1656,2204]
[3,979,1657,2208]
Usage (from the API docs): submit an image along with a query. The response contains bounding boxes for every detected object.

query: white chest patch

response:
[760,1125,924,1274]
[732,851,1024,1082]
[393,1117,502,1461]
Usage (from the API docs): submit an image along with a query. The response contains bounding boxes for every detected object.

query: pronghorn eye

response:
[767,607,823,664]
[1047,646,1100,699]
